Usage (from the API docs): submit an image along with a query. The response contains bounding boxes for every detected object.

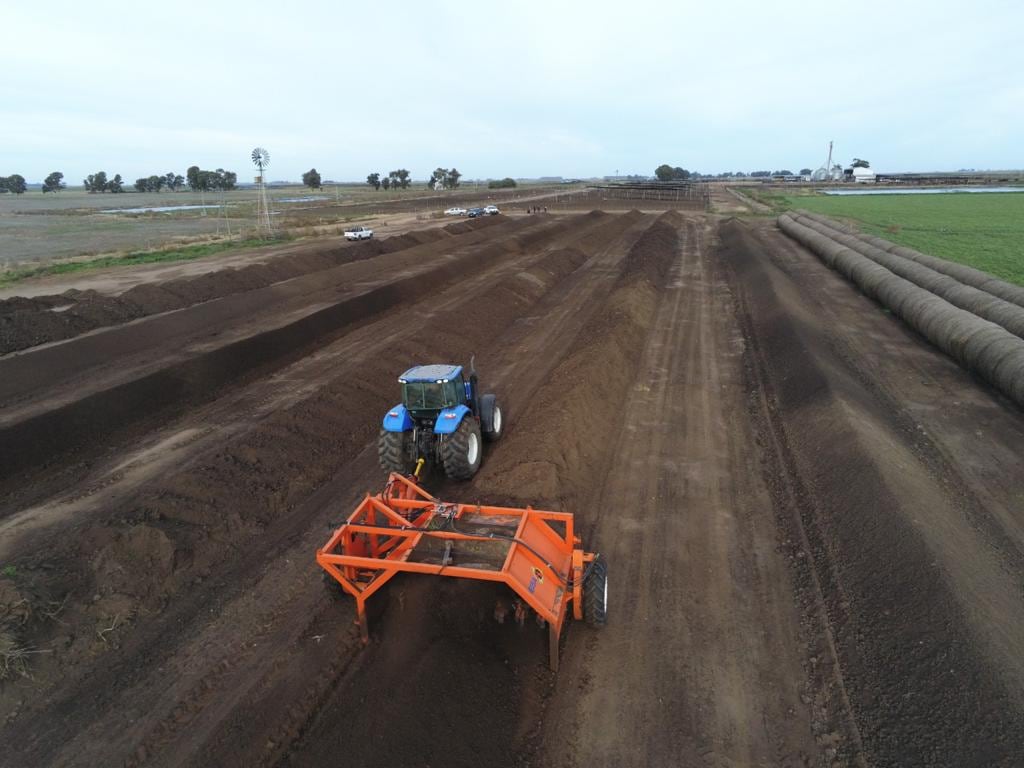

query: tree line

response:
[654,159,870,180]
[135,172,185,193]
[84,172,125,192]
[365,169,413,191]
[0,166,239,194]
[184,166,237,192]
[655,164,691,181]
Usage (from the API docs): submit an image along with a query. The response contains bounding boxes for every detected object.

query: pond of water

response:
[99,204,222,214]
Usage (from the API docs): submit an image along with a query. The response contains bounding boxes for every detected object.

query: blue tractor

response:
[379,361,503,480]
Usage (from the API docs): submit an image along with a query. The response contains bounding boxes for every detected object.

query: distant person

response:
[543,206,547,213]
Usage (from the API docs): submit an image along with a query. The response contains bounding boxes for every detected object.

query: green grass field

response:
[0,237,280,289]
[781,192,1024,285]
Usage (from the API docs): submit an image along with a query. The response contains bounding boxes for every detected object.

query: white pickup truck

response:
[344,225,374,241]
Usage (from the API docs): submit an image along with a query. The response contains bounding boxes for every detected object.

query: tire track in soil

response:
[720,218,1024,767]
[723,224,868,768]
[0,212,652,768]
[526,217,827,768]
[271,213,681,768]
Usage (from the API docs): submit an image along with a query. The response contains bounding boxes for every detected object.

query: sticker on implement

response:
[528,567,545,594]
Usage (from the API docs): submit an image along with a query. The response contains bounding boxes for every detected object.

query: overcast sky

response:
[3,0,1022,183]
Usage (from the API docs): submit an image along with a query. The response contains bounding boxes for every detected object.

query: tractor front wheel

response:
[378,428,413,474]
[441,418,483,480]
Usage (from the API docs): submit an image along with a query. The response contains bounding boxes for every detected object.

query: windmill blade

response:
[251,147,270,169]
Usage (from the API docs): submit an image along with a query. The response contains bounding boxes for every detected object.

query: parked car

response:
[444,207,467,216]
[484,205,500,215]
[344,225,374,241]
[467,207,485,218]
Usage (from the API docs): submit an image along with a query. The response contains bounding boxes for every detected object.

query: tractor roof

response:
[399,364,463,383]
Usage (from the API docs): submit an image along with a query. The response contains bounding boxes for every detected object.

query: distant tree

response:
[42,171,65,193]
[197,171,210,191]
[2,174,28,194]
[217,171,236,191]
[134,178,147,192]
[387,171,400,189]
[0,175,24,193]
[428,167,447,190]
[366,172,381,190]
[84,171,108,192]
[393,168,411,189]
[852,158,870,168]
[488,177,517,189]
[428,166,463,190]
[381,176,391,191]
[750,170,771,178]
[799,168,813,176]
[108,174,124,193]
[185,167,236,193]
[302,168,322,190]
[655,164,690,181]
[163,172,184,191]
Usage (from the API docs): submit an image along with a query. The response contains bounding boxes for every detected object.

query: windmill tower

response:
[251,147,273,235]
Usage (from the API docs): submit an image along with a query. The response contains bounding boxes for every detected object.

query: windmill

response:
[252,147,273,235]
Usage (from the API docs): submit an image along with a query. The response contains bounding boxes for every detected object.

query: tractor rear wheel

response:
[583,555,608,627]
[441,418,483,480]
[378,428,413,474]
[480,394,504,442]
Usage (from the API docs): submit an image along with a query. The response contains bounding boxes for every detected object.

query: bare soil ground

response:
[1,205,1022,768]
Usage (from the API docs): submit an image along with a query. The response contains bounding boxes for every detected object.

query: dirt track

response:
[1,207,1023,767]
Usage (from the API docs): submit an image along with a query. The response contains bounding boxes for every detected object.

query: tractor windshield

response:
[402,381,457,412]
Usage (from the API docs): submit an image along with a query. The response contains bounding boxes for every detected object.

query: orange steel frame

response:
[317,472,595,669]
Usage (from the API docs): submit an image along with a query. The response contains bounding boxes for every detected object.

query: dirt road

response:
[1,208,1022,767]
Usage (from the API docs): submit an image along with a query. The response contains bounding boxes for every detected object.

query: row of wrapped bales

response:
[796,209,1024,308]
[790,213,1024,339]
[778,214,1024,408]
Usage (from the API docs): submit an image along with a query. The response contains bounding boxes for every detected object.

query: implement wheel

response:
[583,555,608,627]
[441,418,483,480]
[378,428,413,474]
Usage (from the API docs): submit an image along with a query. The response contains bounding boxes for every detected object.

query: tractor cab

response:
[398,364,477,422]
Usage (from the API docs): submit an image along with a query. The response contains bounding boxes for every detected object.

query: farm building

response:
[852,167,877,183]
